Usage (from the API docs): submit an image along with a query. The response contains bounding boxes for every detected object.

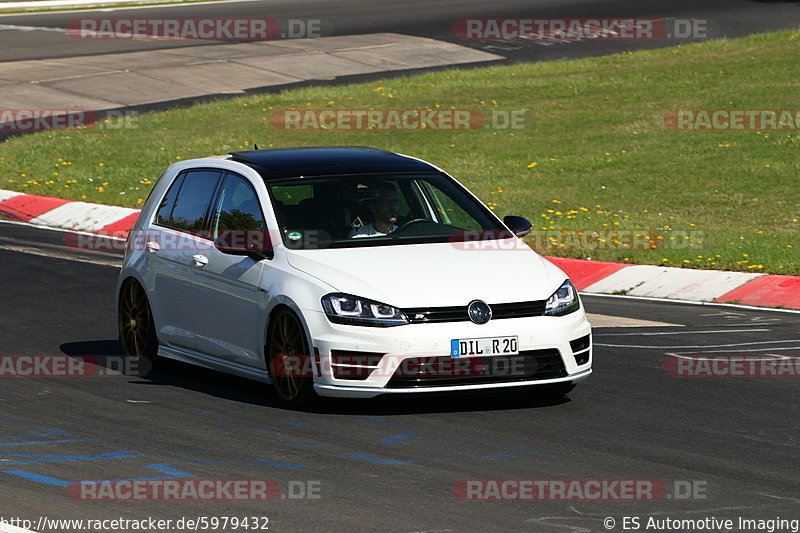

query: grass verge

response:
[1,30,798,273]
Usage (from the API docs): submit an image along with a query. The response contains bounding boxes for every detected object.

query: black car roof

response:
[228,146,437,179]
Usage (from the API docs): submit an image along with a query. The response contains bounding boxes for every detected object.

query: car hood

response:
[285,240,565,308]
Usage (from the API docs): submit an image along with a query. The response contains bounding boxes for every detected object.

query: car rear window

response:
[160,170,222,232]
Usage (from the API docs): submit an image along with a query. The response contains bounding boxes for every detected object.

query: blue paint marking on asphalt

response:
[249,458,308,469]
[143,462,201,478]
[3,471,74,486]
[341,453,413,465]
[377,431,448,444]
[0,439,92,447]
[274,437,331,449]
[0,417,28,423]
[2,458,302,487]
[0,426,71,439]
[356,416,398,426]
[192,405,258,416]
[0,451,143,465]
[164,451,204,456]
[259,421,316,431]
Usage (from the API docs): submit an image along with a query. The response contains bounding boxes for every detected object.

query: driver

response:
[349,182,400,238]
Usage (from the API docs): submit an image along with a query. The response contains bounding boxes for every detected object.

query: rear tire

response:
[118,279,159,377]
[267,308,317,407]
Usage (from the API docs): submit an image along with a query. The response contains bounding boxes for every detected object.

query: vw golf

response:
[117,147,592,405]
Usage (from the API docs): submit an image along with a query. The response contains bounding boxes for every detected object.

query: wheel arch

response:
[264,299,316,376]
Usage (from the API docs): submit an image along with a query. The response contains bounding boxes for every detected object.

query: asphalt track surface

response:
[1,222,799,532]
[1,0,800,65]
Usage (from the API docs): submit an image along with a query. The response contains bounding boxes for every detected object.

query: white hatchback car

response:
[117,147,591,405]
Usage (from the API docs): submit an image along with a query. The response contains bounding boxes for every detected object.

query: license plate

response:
[450,336,519,358]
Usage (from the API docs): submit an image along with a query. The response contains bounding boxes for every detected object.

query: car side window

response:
[169,170,223,232]
[210,173,267,239]
[155,173,185,226]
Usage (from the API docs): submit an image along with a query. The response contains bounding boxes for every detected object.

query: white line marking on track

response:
[667,353,798,359]
[0,23,66,32]
[597,339,799,349]
[666,346,800,355]
[0,242,121,266]
[595,329,770,336]
[586,313,679,328]
[582,292,800,315]
[0,219,126,241]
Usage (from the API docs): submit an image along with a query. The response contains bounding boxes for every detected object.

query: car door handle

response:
[145,241,160,253]
[192,254,209,267]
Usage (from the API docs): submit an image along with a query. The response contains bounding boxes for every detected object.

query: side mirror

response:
[503,215,532,238]
[214,230,273,260]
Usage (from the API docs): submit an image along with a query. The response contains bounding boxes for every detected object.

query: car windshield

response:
[267,173,509,249]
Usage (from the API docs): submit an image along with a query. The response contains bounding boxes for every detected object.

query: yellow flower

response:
[527,162,538,168]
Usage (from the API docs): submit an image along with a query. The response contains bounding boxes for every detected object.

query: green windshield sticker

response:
[287,231,303,241]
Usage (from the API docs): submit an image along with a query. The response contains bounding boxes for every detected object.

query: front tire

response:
[118,279,159,377]
[267,308,317,407]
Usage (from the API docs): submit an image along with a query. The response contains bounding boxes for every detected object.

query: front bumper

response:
[302,307,592,399]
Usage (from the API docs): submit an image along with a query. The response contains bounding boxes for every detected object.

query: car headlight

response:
[321,293,409,327]
[544,279,580,316]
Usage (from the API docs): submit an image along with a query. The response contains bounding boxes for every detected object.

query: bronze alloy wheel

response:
[267,308,316,405]
[118,279,158,375]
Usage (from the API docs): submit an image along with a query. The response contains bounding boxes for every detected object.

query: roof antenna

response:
[253,143,259,150]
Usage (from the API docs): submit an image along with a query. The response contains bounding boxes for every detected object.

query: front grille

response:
[402,300,547,324]
[385,348,566,388]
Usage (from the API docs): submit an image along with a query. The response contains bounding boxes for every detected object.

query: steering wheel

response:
[392,218,431,234]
